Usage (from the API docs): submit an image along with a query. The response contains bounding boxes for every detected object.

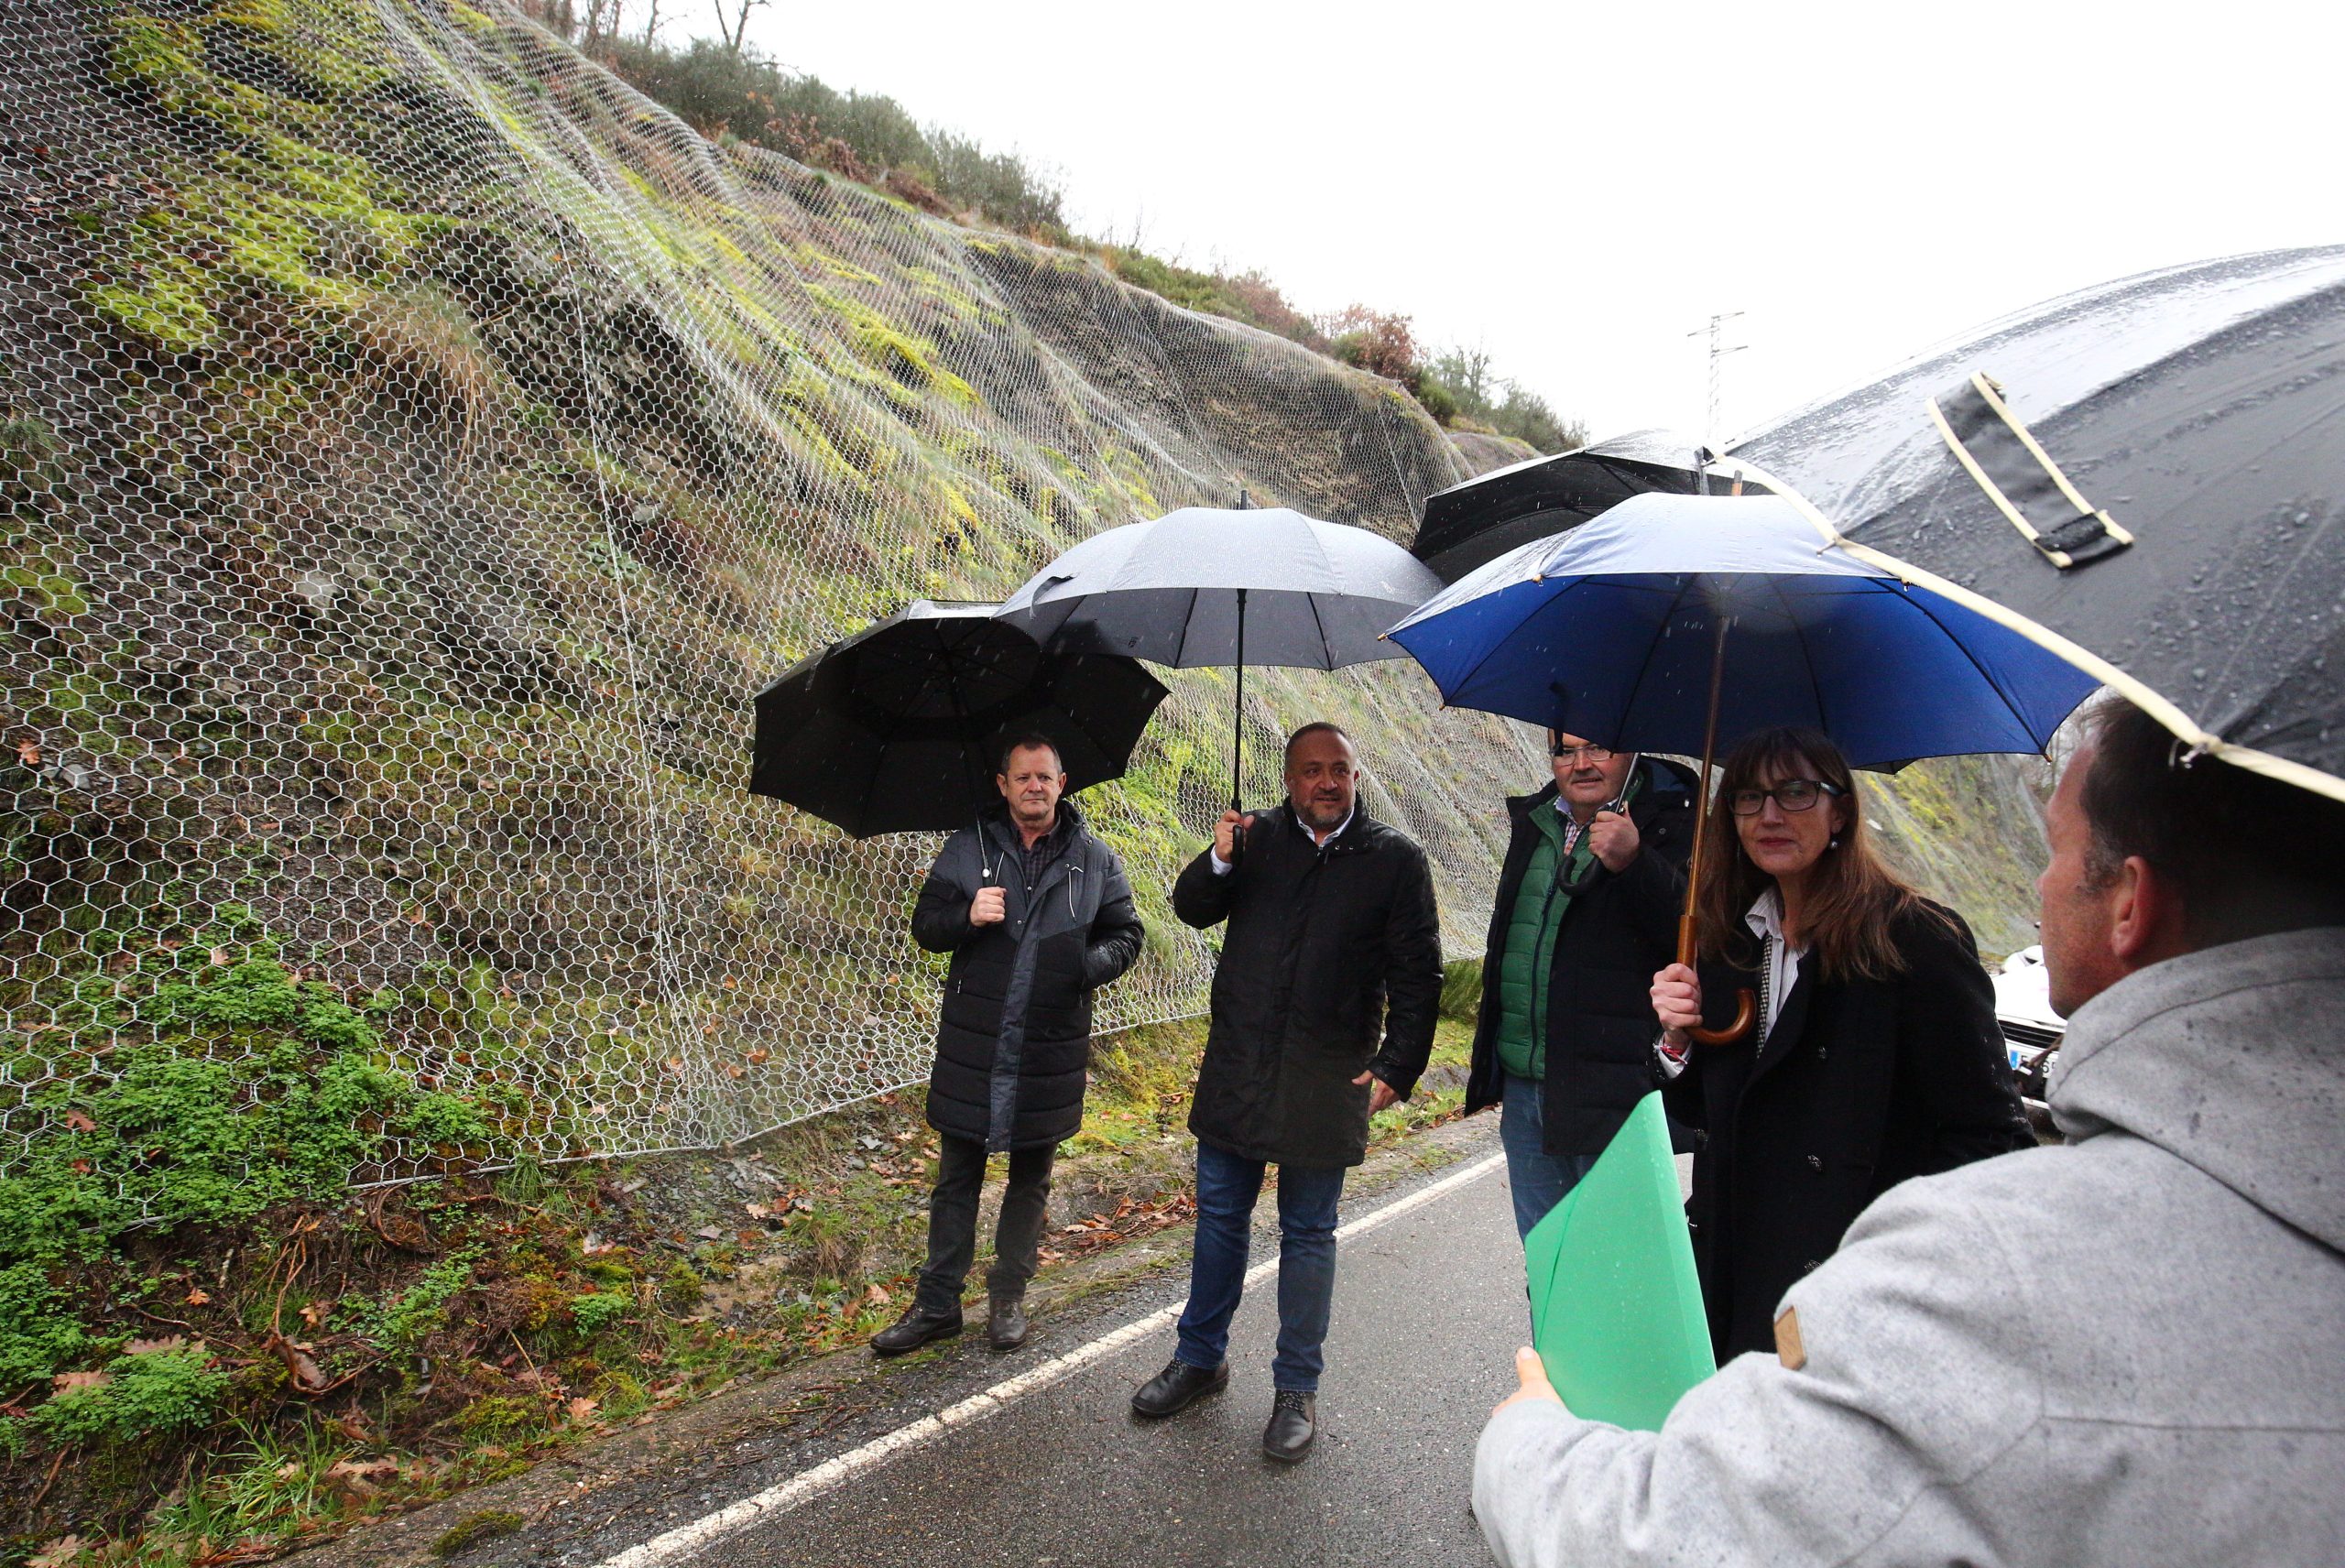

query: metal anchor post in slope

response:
[1686,311,1747,494]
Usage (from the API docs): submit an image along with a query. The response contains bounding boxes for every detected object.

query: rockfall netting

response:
[0,0,1549,1189]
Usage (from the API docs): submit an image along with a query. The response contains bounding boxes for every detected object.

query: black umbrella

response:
[1410,430,1712,583]
[995,506,1443,808]
[750,600,1169,838]
[1588,248,2345,801]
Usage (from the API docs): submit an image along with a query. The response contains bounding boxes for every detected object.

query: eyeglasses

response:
[1728,779,1845,815]
[1550,742,1615,764]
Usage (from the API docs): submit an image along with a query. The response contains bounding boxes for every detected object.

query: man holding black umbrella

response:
[872,734,1144,1356]
[1129,722,1443,1463]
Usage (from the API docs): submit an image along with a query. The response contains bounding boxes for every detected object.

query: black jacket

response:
[1464,757,1697,1157]
[1172,803,1443,1169]
[911,801,1144,1151]
[1665,900,2035,1360]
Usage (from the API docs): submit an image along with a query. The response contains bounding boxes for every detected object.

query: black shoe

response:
[870,1303,963,1356]
[1129,1357,1228,1418]
[987,1293,1029,1352]
[1262,1389,1315,1463]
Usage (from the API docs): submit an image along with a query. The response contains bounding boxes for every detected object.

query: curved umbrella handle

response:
[1675,911,1757,1046]
[1688,989,1755,1048]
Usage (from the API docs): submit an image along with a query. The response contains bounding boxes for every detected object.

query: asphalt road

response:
[503,1141,1540,1568]
[691,1151,1525,1568]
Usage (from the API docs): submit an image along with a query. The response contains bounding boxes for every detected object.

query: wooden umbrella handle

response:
[1676,913,1756,1047]
[1692,992,1756,1048]
[1668,613,1755,1048]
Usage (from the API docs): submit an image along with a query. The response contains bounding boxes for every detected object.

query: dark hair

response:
[1282,722,1355,766]
[1696,725,1945,982]
[2078,697,2345,943]
[996,732,1063,776]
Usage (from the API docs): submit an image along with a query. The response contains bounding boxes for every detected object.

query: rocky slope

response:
[0,0,2048,1184]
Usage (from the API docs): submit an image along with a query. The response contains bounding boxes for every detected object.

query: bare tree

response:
[1443,344,1494,407]
[581,0,623,49]
[638,0,664,43]
[711,0,768,53]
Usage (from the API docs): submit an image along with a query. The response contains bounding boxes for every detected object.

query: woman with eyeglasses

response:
[1649,725,2034,1361]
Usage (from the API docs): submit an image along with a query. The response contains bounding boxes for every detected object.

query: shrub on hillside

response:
[1424,345,1587,454]
[570,20,1582,447]
[592,37,1066,234]
[1103,251,1312,347]
[1321,305,1420,383]
[1217,269,1327,348]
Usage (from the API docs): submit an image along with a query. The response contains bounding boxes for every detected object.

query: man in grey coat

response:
[1473,694,2345,1566]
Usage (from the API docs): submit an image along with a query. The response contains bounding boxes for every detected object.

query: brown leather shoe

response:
[870,1303,962,1356]
[987,1293,1029,1351]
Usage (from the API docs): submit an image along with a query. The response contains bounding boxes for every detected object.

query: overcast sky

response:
[713,0,2337,445]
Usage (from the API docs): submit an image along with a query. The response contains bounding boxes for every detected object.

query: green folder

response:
[1522,1091,1716,1430]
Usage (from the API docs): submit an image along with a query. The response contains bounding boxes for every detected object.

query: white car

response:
[1993,945,2065,1104]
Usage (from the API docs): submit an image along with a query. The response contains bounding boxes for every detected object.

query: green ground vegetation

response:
[0,973,1481,1563]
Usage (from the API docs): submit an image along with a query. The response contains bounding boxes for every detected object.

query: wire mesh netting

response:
[0,0,1548,1195]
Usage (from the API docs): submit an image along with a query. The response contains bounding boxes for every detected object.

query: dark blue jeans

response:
[1173,1141,1347,1393]
[1499,1071,1599,1240]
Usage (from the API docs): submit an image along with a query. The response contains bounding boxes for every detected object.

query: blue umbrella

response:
[1387,492,2099,1041]
[1387,492,2095,768]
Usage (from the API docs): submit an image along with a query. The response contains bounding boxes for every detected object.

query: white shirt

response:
[1742,886,1806,1040]
[1656,887,1806,1076]
[1209,803,1354,875]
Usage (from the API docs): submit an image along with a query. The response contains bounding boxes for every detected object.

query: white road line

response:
[586,1149,1506,1568]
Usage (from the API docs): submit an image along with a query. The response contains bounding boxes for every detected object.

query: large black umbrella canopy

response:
[750,600,1170,838]
[1747,248,2345,801]
[1411,430,1712,583]
[996,506,1444,805]
[1594,248,2345,801]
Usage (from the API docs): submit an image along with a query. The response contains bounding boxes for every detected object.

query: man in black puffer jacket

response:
[1129,722,1442,1465]
[871,734,1143,1357]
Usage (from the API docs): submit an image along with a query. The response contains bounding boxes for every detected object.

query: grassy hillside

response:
[0,0,1534,1181]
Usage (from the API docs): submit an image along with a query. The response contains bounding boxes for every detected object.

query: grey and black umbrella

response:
[750,600,1169,838]
[1410,430,1712,583]
[1583,247,2345,801]
[995,506,1444,807]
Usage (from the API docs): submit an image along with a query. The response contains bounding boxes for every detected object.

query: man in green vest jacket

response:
[1465,732,1697,1238]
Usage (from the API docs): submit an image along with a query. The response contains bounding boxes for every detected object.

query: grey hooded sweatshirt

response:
[1474,926,2345,1566]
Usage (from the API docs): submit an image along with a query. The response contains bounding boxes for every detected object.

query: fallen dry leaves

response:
[266,1333,333,1394]
[323,1456,400,1497]
[121,1335,193,1356]
[27,1536,81,1568]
